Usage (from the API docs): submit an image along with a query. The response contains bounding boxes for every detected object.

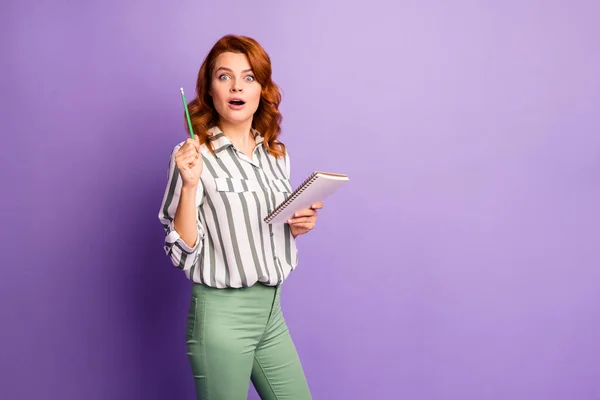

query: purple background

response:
[3,1,600,399]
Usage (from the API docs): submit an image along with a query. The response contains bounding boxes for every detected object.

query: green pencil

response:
[180,87,195,139]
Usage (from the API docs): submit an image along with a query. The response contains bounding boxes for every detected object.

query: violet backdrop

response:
[2,0,600,399]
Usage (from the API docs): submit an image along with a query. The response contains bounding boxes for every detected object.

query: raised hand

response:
[175,136,203,188]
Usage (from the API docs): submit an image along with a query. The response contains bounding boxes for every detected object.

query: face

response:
[209,52,262,128]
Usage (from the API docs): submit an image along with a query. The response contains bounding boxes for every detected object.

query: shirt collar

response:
[207,126,264,158]
[253,129,264,146]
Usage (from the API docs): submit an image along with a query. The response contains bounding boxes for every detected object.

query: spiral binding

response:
[265,172,320,222]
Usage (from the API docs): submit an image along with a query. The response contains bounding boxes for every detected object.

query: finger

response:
[183,148,200,159]
[191,137,200,151]
[181,139,200,154]
[292,209,317,218]
[179,145,199,159]
[309,202,324,210]
[182,141,198,152]
[176,151,196,162]
[290,223,314,231]
[176,145,195,159]
[178,155,198,167]
[287,216,315,225]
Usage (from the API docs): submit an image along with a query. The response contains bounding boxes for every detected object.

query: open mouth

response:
[229,99,246,105]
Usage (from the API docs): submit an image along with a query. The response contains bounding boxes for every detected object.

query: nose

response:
[230,80,242,92]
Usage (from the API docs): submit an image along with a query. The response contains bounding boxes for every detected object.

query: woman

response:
[158,34,322,399]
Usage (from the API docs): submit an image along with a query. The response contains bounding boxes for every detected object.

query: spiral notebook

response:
[264,171,349,224]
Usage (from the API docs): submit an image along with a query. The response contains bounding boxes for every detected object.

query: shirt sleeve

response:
[158,143,205,271]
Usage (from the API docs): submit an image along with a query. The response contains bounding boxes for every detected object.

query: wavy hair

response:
[184,35,286,158]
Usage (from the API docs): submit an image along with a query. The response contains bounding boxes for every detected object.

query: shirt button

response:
[273,256,277,261]
[270,232,274,237]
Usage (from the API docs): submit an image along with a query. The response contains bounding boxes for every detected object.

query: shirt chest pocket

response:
[268,179,292,210]
[269,179,292,194]
[214,177,261,193]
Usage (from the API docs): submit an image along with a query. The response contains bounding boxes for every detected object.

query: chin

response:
[222,108,258,125]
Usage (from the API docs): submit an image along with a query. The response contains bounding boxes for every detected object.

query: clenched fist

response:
[175,136,203,188]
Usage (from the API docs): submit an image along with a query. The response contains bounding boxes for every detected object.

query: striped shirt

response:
[158,126,298,288]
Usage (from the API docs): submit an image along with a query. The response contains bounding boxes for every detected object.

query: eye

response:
[245,75,255,82]
[218,74,230,81]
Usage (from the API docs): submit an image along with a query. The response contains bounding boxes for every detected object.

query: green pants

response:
[186,282,312,399]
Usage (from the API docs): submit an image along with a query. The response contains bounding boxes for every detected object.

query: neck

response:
[219,119,254,147]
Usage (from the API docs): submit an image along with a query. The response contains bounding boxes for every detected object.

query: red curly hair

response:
[184,34,286,158]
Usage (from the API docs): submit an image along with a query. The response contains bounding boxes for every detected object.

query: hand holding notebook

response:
[264,171,349,224]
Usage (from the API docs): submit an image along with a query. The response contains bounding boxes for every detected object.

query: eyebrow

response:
[215,67,254,74]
